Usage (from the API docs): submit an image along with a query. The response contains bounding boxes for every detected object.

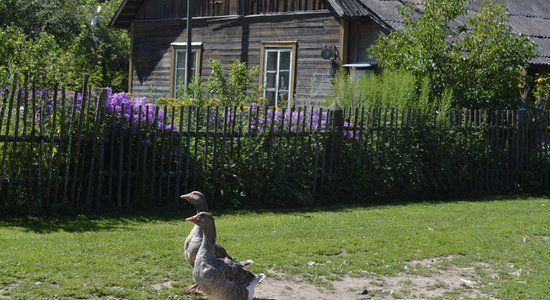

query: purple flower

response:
[106,91,170,130]
[165,124,178,131]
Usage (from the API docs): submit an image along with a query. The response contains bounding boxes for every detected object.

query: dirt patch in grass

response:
[0,281,20,299]
[152,280,175,291]
[254,256,498,300]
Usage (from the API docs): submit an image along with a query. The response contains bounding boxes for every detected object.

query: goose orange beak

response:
[180,193,192,201]
[185,215,198,223]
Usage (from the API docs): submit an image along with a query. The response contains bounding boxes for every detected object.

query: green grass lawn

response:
[1,196,549,299]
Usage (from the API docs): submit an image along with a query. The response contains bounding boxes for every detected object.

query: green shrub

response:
[176,59,261,107]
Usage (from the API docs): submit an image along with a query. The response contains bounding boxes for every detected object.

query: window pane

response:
[176,50,198,69]
[176,50,186,68]
[278,90,289,102]
[280,51,291,70]
[266,51,278,70]
[174,48,200,98]
[279,71,290,90]
[266,72,277,89]
[175,71,185,86]
[265,91,276,105]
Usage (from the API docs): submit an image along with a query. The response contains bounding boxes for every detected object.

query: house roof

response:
[334,0,550,66]
[110,0,144,29]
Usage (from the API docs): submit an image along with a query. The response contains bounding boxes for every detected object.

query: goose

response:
[181,191,253,292]
[186,212,265,300]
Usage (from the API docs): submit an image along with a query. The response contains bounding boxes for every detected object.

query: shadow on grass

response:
[0,194,546,234]
[0,205,197,234]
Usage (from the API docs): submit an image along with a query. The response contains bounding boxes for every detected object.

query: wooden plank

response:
[134,105,144,205]
[229,106,237,159]
[149,106,160,204]
[174,106,185,199]
[9,86,22,205]
[53,89,67,207]
[205,106,211,176]
[62,89,78,205]
[36,90,48,206]
[358,106,365,162]
[85,90,107,208]
[74,84,93,207]
[158,105,169,204]
[117,103,125,207]
[17,73,29,202]
[28,83,38,206]
[165,106,176,204]
[184,106,193,193]
[45,86,59,202]
[212,106,219,195]
[70,75,90,207]
[219,106,229,201]
[192,106,200,189]
[1,76,17,204]
[291,107,299,178]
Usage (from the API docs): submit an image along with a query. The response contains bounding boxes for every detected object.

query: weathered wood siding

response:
[134,0,329,19]
[348,20,387,64]
[130,12,341,105]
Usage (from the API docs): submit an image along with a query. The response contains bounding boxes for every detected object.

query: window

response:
[170,42,202,98]
[260,42,297,106]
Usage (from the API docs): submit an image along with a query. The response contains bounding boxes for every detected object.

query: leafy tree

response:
[370,0,537,109]
[0,0,129,90]
[0,26,62,84]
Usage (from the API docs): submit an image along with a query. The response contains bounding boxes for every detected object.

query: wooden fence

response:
[0,78,549,213]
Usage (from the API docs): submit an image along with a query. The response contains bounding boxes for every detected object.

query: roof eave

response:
[109,0,130,28]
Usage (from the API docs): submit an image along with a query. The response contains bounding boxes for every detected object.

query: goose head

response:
[185,212,215,228]
[181,191,208,212]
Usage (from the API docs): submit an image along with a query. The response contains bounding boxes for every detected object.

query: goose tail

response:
[241,259,254,268]
[246,273,266,300]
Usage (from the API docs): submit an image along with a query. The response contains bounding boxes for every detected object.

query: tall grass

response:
[328,70,453,116]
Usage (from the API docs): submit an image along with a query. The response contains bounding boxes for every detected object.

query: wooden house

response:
[110,0,550,106]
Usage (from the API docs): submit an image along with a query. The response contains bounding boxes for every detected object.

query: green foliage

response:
[332,121,495,202]
[177,59,261,107]
[329,69,454,116]
[329,70,416,108]
[0,0,129,90]
[533,73,550,109]
[0,26,63,85]
[197,132,318,208]
[370,0,537,109]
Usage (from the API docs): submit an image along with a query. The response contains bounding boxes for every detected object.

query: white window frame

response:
[260,41,297,107]
[170,42,203,98]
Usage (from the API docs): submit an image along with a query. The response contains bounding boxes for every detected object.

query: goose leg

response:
[186,283,201,293]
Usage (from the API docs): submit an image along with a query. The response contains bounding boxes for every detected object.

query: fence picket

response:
[124,105,134,206]
[174,106,185,199]
[45,86,59,202]
[85,90,107,208]
[28,83,38,207]
[53,89,67,207]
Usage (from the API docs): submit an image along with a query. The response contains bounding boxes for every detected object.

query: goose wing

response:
[214,243,235,261]
[220,257,256,285]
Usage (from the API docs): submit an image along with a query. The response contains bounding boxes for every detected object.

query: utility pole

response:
[185,0,193,88]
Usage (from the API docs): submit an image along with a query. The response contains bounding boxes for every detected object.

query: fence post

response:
[326,101,344,175]
[510,109,530,187]
[94,89,109,210]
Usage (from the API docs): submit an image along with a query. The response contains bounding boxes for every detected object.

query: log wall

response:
[130,12,341,105]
